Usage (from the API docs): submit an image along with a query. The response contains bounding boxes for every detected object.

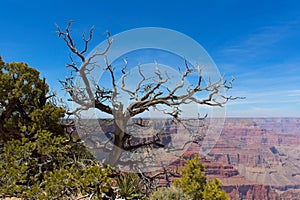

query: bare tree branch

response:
[56,21,114,116]
[57,21,243,168]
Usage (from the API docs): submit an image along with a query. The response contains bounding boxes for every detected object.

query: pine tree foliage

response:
[0,57,113,199]
[203,178,230,200]
[0,58,63,142]
[173,155,229,200]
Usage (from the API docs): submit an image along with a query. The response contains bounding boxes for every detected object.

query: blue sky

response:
[1,0,300,117]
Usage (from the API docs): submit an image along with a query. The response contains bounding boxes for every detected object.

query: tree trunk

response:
[107,111,128,166]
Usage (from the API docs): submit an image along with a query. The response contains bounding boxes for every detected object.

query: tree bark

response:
[107,110,128,166]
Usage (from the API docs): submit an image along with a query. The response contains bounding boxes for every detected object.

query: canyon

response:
[182,118,300,199]
[78,117,300,199]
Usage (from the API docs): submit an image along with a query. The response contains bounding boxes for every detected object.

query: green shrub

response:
[148,186,192,200]
[116,173,143,199]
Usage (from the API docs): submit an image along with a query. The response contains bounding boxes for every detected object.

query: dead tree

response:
[56,21,239,170]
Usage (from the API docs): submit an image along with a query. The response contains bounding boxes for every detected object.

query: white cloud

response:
[287,90,300,97]
[220,19,300,58]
